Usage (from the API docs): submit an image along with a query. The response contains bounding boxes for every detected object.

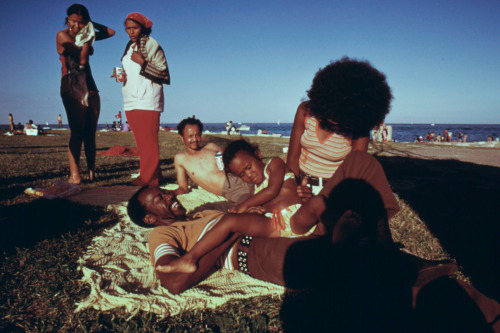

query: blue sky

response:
[1,0,499,125]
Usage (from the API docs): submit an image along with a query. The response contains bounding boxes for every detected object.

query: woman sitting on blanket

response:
[159,139,319,274]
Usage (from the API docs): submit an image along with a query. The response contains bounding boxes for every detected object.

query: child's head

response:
[321,178,388,245]
[307,57,392,138]
[177,117,204,151]
[223,140,264,184]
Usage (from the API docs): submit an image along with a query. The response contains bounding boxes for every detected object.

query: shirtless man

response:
[174,117,251,203]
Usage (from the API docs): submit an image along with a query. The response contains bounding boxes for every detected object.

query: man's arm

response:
[174,154,190,195]
[155,234,240,294]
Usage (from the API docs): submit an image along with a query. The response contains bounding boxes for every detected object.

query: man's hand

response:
[297,177,313,202]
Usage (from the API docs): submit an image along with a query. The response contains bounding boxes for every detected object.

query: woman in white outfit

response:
[118,12,170,186]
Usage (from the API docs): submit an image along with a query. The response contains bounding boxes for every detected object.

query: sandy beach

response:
[371,141,500,167]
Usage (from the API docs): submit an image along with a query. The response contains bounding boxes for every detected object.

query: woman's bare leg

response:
[62,94,86,184]
[158,213,279,273]
[83,94,100,181]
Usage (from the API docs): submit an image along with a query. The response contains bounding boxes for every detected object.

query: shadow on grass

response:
[0,198,110,256]
[375,155,500,301]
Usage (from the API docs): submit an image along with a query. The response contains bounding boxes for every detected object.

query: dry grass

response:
[0,129,463,332]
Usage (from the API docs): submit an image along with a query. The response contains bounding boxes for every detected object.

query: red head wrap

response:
[126,12,153,28]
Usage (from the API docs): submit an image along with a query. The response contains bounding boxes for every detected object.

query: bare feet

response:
[88,169,97,182]
[156,256,197,274]
[68,175,81,185]
[331,210,362,244]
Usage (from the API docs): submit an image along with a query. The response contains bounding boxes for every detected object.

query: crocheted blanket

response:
[74,186,285,318]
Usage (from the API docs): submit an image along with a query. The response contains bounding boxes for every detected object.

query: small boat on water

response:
[237,125,250,131]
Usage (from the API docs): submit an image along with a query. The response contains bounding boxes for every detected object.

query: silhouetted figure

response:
[280,179,500,332]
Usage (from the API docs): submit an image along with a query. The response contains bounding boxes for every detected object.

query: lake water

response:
[3,122,499,143]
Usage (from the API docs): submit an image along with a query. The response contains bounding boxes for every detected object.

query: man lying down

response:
[126,151,499,332]
[126,151,400,294]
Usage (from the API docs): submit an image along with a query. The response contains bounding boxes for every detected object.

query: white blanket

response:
[75,186,285,318]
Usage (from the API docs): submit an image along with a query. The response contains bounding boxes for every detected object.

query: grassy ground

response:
[0,130,463,332]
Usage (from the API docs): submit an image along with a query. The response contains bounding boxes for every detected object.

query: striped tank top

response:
[299,115,352,178]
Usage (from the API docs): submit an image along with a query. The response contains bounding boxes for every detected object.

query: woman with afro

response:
[286,57,392,196]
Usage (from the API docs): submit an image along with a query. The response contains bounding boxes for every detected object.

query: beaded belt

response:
[236,235,253,273]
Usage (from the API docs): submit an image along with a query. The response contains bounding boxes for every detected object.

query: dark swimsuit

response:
[60,51,98,105]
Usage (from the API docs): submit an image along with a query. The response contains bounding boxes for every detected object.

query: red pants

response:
[125,110,161,186]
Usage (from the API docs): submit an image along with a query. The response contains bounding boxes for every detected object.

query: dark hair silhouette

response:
[307,57,392,138]
[177,117,204,136]
[321,178,390,246]
[127,186,155,228]
[65,4,91,25]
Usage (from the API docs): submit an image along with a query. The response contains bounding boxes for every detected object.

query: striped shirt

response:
[299,116,352,178]
[149,210,234,270]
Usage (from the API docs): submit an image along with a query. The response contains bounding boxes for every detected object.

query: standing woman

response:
[8,113,14,132]
[118,12,170,186]
[56,4,115,184]
[286,57,392,197]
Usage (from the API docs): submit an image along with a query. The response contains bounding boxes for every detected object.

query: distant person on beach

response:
[458,131,463,143]
[23,120,37,134]
[160,139,321,274]
[287,57,392,197]
[8,113,14,132]
[57,114,63,128]
[174,117,252,203]
[122,121,130,132]
[113,12,170,186]
[57,4,115,184]
[382,125,388,142]
[463,133,467,142]
[115,111,122,128]
[226,121,232,135]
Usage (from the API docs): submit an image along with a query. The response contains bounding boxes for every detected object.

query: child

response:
[158,139,318,274]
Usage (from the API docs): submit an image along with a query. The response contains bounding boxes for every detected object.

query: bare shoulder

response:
[174,151,187,164]
[204,142,222,152]
[56,29,70,42]
[297,101,310,117]
[270,156,285,166]
[56,29,72,54]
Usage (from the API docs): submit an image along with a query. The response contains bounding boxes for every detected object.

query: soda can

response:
[215,152,224,171]
[115,67,124,82]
